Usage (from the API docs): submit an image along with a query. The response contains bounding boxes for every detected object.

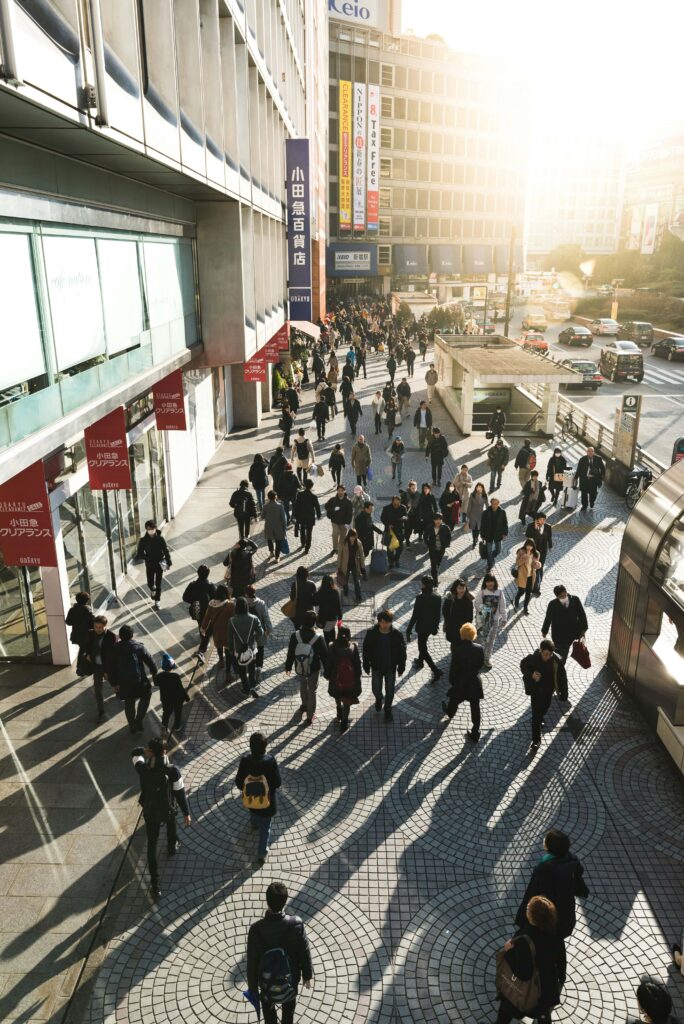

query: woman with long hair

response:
[513,539,541,615]
[474,573,507,670]
[466,482,488,549]
[326,625,362,733]
[337,527,366,602]
[442,578,474,651]
[315,573,343,646]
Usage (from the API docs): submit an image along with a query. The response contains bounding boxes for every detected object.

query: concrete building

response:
[326,5,528,293]
[0,0,326,664]
[526,133,625,261]
[621,135,684,253]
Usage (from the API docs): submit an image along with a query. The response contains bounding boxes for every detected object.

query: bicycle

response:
[560,412,577,444]
[625,464,653,511]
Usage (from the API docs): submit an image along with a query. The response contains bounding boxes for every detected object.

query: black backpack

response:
[296,440,309,460]
[258,928,296,1005]
[141,762,173,822]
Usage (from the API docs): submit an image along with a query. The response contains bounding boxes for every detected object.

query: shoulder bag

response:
[281,581,297,621]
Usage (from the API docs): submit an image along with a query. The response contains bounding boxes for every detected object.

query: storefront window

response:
[653,513,684,611]
[148,427,168,524]
[60,495,88,593]
[130,436,155,532]
[78,487,112,610]
[0,558,50,660]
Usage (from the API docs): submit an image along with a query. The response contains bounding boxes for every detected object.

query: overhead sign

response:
[84,407,132,491]
[353,83,366,231]
[366,84,380,232]
[153,369,187,431]
[328,0,391,30]
[0,460,57,567]
[338,81,352,232]
[327,243,377,277]
[285,138,312,322]
[474,388,511,404]
[244,358,266,382]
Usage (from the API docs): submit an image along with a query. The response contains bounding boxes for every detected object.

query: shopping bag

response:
[485,431,493,440]
[367,466,374,482]
[316,464,325,478]
[280,535,290,555]
[388,528,400,551]
[280,597,296,620]
[571,639,591,669]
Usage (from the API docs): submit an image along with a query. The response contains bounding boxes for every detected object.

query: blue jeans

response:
[489,469,503,491]
[254,487,265,511]
[486,539,501,569]
[371,668,396,709]
[250,811,272,858]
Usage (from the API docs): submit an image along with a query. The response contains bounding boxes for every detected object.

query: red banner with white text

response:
[0,460,57,567]
[153,370,187,431]
[244,358,266,382]
[84,407,132,491]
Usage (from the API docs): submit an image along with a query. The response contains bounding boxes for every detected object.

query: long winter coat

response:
[447,639,485,702]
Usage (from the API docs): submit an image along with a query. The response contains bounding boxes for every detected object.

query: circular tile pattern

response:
[393,879,665,1023]
[385,730,605,872]
[594,736,684,861]
[103,872,391,1024]
[181,726,385,870]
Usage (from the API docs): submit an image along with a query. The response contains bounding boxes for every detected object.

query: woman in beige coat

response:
[514,539,541,615]
[453,464,473,506]
[337,527,366,602]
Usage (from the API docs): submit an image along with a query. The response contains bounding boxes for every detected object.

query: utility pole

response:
[503,227,516,338]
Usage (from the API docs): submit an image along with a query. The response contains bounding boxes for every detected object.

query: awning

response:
[290,320,320,340]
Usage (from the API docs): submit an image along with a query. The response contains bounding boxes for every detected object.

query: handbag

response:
[367,466,373,482]
[495,936,541,1014]
[478,541,487,558]
[388,527,400,552]
[485,430,493,440]
[281,582,297,620]
[571,638,591,669]
[280,535,290,555]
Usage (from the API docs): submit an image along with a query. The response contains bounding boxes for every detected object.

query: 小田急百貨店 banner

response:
[0,460,57,567]
[285,138,312,322]
[84,407,133,490]
[153,369,187,431]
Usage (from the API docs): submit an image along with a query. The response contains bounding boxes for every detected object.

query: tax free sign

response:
[328,0,390,30]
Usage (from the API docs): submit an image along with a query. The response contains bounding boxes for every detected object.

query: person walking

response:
[372,390,385,435]
[227,596,264,698]
[279,404,294,449]
[236,733,282,866]
[494,895,566,1024]
[246,585,272,686]
[291,429,315,485]
[245,880,313,1019]
[513,539,542,614]
[314,573,343,646]
[136,520,171,610]
[110,624,157,733]
[386,352,397,384]
[323,379,337,418]
[541,585,588,669]
[425,426,448,486]
[465,482,489,550]
[182,564,217,631]
[230,480,258,540]
[155,653,189,736]
[453,464,473,507]
[288,565,318,629]
[224,538,257,598]
[416,482,439,537]
[401,480,421,547]
[526,513,553,595]
[276,463,301,526]
[325,484,354,555]
[413,401,433,448]
[328,444,346,487]
[518,471,546,524]
[198,585,235,668]
[487,439,509,492]
[312,395,329,441]
[327,626,362,733]
[425,363,438,403]
[285,609,328,726]
[439,481,461,531]
[442,578,474,652]
[514,438,537,491]
[406,575,443,682]
[480,496,508,571]
[132,737,191,898]
[283,382,299,416]
[487,405,506,442]
[389,435,405,486]
[268,447,287,492]
[405,345,416,377]
[351,435,372,488]
[628,980,677,1024]
[397,377,411,419]
[441,622,485,743]
[574,445,605,511]
[384,395,399,439]
[263,491,288,562]
[351,483,371,521]
[81,614,117,723]
[354,499,383,558]
[339,373,354,418]
[521,638,569,753]
[474,573,507,670]
[381,494,408,569]
[362,609,407,722]
[357,345,367,379]
[293,478,321,555]
[249,454,270,513]
[337,527,366,602]
[66,591,94,675]
[424,513,451,585]
[545,446,568,507]
[346,391,363,436]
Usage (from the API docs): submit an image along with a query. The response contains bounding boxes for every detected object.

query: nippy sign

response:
[0,460,57,567]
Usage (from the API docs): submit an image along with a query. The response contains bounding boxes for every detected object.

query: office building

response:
[0,0,326,664]
[326,3,528,292]
[621,135,684,253]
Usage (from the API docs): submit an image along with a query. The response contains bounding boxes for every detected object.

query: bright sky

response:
[402,0,684,153]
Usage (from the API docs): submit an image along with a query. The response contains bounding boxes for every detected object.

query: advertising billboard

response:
[285,138,312,322]
[328,0,391,31]
[0,461,57,567]
[462,245,493,275]
[641,203,659,255]
[353,83,367,231]
[153,370,187,431]
[367,84,380,232]
[429,245,461,274]
[392,244,428,275]
[327,243,378,277]
[84,407,133,491]
[339,81,352,232]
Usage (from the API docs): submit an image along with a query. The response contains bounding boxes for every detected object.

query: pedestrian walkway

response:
[1,345,684,1024]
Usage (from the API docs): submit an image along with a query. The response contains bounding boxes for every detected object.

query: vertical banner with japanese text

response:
[367,84,380,232]
[84,407,133,490]
[273,321,290,350]
[353,82,366,231]
[153,369,187,431]
[285,138,312,322]
[338,80,352,232]
[0,460,57,567]
[244,357,267,382]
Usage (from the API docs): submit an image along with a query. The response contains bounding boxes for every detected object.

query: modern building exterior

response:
[526,133,626,261]
[0,0,327,664]
[326,4,528,292]
[620,136,684,254]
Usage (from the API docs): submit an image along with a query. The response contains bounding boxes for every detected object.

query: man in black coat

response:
[111,625,158,733]
[480,497,508,571]
[362,609,407,722]
[339,375,354,415]
[520,638,568,753]
[354,500,383,557]
[132,737,191,898]
[325,485,354,554]
[424,512,451,585]
[268,447,287,490]
[542,585,588,665]
[380,495,408,568]
[573,445,605,511]
[406,576,443,682]
[276,463,302,525]
[182,564,216,630]
[246,881,313,1021]
[526,512,553,595]
[230,480,258,540]
[425,427,449,486]
[487,406,506,442]
[293,479,322,555]
[82,615,117,723]
[442,623,485,742]
[235,731,282,865]
[284,384,299,415]
[312,396,329,440]
[413,401,433,448]
[136,520,172,610]
[346,391,363,436]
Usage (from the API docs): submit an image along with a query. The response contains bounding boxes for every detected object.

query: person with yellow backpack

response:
[235,732,282,866]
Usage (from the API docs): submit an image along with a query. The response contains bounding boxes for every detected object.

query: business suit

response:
[574,453,605,510]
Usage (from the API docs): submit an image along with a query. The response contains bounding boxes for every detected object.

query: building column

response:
[231,365,262,428]
[541,382,559,436]
[41,508,77,666]
[260,365,272,413]
[461,372,474,434]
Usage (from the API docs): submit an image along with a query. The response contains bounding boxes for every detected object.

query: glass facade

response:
[0,559,50,661]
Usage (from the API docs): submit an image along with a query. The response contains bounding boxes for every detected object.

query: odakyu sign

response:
[328,0,391,31]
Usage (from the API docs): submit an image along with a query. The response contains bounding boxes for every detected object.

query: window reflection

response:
[653,515,684,611]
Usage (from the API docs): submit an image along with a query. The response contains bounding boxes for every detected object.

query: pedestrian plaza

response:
[1,347,683,1024]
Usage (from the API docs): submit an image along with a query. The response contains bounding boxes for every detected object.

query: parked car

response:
[599,341,644,382]
[522,310,548,331]
[651,335,684,361]
[557,325,593,348]
[589,318,620,336]
[597,284,613,295]
[559,359,603,391]
[515,332,549,354]
[617,321,654,347]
